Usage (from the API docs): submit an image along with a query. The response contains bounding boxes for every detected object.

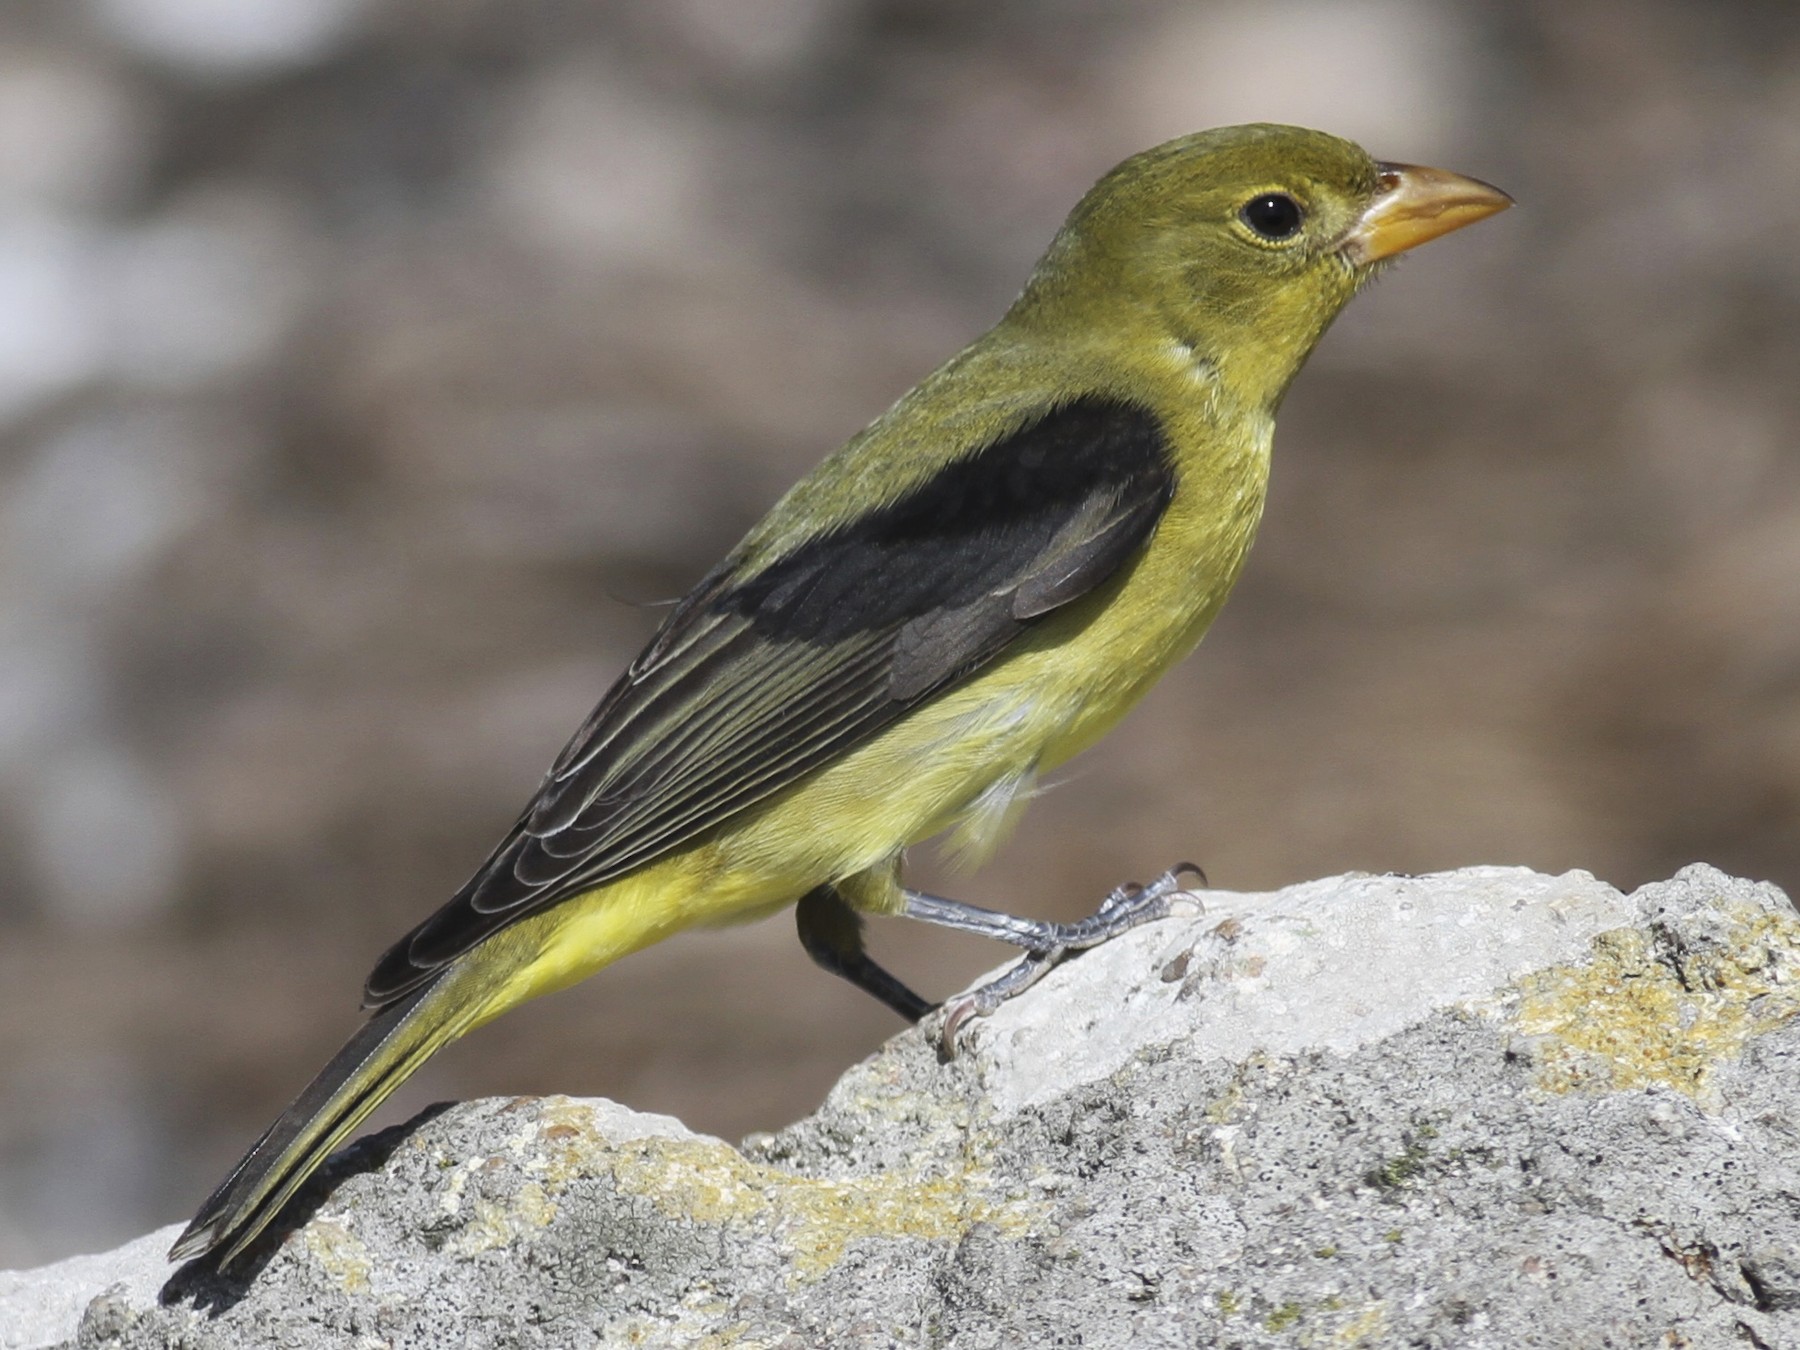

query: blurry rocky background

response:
[1,0,1796,1268]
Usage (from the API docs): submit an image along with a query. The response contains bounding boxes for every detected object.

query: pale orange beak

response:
[1339,161,1512,264]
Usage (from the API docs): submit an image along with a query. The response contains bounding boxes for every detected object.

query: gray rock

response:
[7,864,1800,1348]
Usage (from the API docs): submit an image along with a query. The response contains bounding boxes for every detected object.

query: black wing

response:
[364,395,1175,1006]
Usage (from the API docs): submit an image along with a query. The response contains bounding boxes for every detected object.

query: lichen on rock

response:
[6,864,1800,1348]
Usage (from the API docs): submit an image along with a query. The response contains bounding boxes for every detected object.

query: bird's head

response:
[1014,123,1511,412]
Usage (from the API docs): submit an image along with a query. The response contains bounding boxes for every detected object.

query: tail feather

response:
[169,975,461,1267]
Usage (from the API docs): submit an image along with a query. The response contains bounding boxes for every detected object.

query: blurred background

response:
[3,0,1798,1268]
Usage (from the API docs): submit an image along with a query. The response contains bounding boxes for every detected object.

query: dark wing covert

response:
[364,395,1175,1007]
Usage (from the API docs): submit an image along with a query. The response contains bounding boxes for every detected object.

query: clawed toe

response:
[1076,863,1204,938]
[1163,860,1208,891]
[932,861,1209,1056]
[938,949,1056,1058]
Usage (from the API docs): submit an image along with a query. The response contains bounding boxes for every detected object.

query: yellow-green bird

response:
[172,123,1509,1267]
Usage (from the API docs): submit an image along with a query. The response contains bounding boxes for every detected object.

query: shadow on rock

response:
[159,1101,455,1314]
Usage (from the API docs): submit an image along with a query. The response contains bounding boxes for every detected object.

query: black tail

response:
[170,976,456,1267]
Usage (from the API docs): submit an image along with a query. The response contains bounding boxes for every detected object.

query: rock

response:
[6,864,1800,1348]
[0,1231,175,1350]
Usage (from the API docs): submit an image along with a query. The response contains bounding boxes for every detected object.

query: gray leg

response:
[904,863,1204,1055]
[796,885,934,1023]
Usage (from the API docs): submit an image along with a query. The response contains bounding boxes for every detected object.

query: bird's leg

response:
[904,862,1205,1056]
[795,885,935,1023]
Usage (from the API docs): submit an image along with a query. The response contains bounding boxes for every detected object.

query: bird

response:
[171,123,1510,1267]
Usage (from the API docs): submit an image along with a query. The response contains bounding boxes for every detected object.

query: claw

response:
[936,948,1056,1058]
[1139,862,1207,918]
[938,1000,977,1060]
[1167,861,1208,889]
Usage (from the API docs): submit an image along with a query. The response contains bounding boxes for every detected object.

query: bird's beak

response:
[1338,162,1512,265]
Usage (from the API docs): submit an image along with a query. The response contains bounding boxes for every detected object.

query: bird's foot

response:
[937,862,1206,1058]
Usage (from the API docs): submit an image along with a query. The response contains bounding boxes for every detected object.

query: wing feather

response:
[364,395,1175,1007]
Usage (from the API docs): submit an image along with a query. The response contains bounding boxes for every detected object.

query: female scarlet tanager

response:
[174,123,1510,1266]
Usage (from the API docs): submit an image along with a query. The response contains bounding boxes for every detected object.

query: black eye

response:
[1240,193,1304,241]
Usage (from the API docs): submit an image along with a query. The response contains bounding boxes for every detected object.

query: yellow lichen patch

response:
[1333,1302,1389,1345]
[530,1098,614,1189]
[610,1138,776,1227]
[600,1309,784,1350]
[1205,1079,1245,1125]
[444,1181,559,1258]
[1515,903,1800,1104]
[609,1135,1042,1281]
[843,1082,974,1133]
[772,1163,1035,1281]
[1263,1301,1302,1330]
[449,1096,1041,1278]
[303,1217,371,1292]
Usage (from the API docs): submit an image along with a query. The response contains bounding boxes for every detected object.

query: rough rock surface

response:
[7,864,1800,1348]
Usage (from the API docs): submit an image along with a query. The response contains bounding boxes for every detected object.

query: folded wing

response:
[363,395,1175,1007]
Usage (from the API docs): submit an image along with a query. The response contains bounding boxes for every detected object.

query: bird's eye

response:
[1240,193,1304,241]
